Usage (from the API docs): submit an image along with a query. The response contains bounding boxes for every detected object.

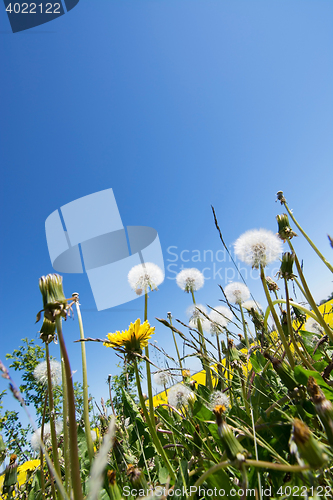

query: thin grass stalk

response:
[61,359,71,495]
[73,296,94,462]
[45,343,62,500]
[143,292,155,423]
[108,376,116,417]
[284,279,314,370]
[55,316,84,500]
[239,305,250,349]
[133,358,176,480]
[215,333,225,390]
[288,241,333,342]
[250,406,262,500]
[281,199,333,273]
[39,390,48,500]
[260,265,295,368]
[191,290,213,391]
[167,313,183,373]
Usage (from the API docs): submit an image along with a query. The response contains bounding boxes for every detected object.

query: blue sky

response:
[0,0,332,422]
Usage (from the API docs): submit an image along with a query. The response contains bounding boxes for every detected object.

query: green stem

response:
[191,290,213,391]
[55,316,84,500]
[134,359,176,480]
[61,359,71,495]
[260,265,295,368]
[283,201,333,273]
[239,305,250,349]
[39,390,48,500]
[45,343,62,500]
[168,314,183,374]
[73,296,94,462]
[288,241,333,343]
[284,279,314,370]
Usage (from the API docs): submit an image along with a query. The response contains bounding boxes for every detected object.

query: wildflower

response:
[128,263,164,293]
[276,214,297,241]
[209,391,230,411]
[290,419,328,468]
[103,319,155,358]
[176,268,204,293]
[213,408,247,461]
[31,421,62,451]
[168,383,194,409]
[208,306,233,335]
[33,360,62,387]
[224,282,250,305]
[153,370,171,386]
[304,318,325,336]
[234,229,282,269]
[242,300,262,312]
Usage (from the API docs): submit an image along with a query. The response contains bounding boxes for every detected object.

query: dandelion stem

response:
[168,313,183,373]
[282,199,333,273]
[191,290,213,391]
[239,305,250,349]
[288,241,333,343]
[284,278,314,370]
[55,316,84,500]
[39,390,48,500]
[133,359,176,480]
[61,358,71,494]
[260,265,295,369]
[73,295,94,463]
[45,343,62,499]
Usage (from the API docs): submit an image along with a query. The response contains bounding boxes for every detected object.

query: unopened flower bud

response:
[307,377,333,448]
[277,252,297,281]
[266,277,279,291]
[277,214,297,241]
[291,419,328,468]
[276,191,286,204]
[265,353,297,391]
[37,274,69,323]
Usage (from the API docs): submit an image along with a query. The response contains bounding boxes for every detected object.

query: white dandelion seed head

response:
[33,360,62,387]
[31,421,62,451]
[128,263,164,292]
[176,268,205,293]
[90,430,97,442]
[304,318,325,336]
[208,306,233,335]
[242,300,262,313]
[209,391,230,411]
[224,282,250,305]
[153,370,171,386]
[234,229,283,269]
[168,383,193,408]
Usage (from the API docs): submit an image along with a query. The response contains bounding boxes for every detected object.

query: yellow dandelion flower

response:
[103,319,155,357]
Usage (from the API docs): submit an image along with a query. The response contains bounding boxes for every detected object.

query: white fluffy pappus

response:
[153,370,171,386]
[304,318,325,336]
[31,421,63,451]
[242,300,262,312]
[168,383,194,409]
[234,229,283,269]
[33,360,62,387]
[128,263,164,292]
[176,268,204,293]
[224,282,250,305]
[208,306,233,335]
[209,390,230,411]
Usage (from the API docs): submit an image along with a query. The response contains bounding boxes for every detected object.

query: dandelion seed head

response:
[31,421,62,451]
[153,370,171,386]
[224,282,250,305]
[168,383,193,408]
[33,360,62,387]
[208,306,233,335]
[128,263,164,292]
[209,391,230,411]
[242,300,262,312]
[304,318,325,336]
[234,229,283,269]
[176,268,204,293]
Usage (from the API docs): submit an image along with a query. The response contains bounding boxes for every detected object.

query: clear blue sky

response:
[0,0,332,420]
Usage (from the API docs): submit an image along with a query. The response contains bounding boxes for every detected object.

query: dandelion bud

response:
[227,339,240,363]
[291,419,328,468]
[277,252,297,281]
[291,302,306,326]
[307,377,333,448]
[264,354,297,391]
[3,454,18,495]
[126,464,147,489]
[38,274,69,323]
[213,409,247,461]
[276,214,297,241]
[39,317,57,344]
[107,470,117,486]
[266,277,279,291]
